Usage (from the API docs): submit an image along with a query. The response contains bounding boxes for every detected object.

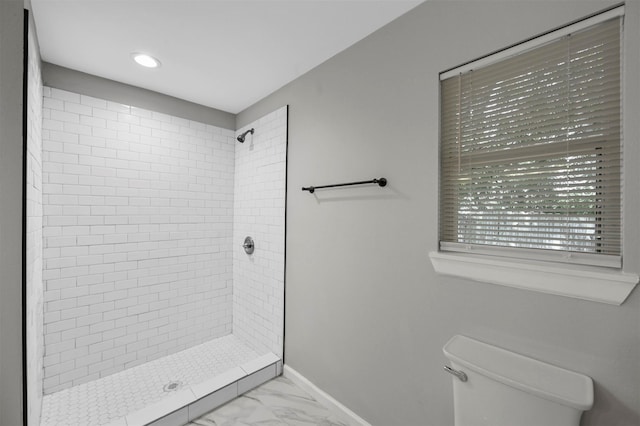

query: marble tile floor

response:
[188,376,352,426]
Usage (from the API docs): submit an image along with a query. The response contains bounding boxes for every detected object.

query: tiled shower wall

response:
[233,106,287,357]
[41,88,236,393]
[26,13,44,426]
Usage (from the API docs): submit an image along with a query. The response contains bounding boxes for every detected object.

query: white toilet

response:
[443,335,594,426]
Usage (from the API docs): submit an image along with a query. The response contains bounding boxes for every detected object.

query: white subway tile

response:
[78,154,105,169]
[60,325,89,341]
[49,130,79,144]
[60,306,89,321]
[46,257,76,269]
[77,216,105,227]
[92,147,117,159]
[89,282,115,295]
[89,301,115,314]
[44,311,61,324]
[76,313,103,327]
[65,102,92,116]
[63,122,92,136]
[79,196,106,206]
[106,120,130,133]
[63,164,91,176]
[74,352,102,368]
[76,255,104,266]
[42,87,242,389]
[76,293,103,307]
[89,263,115,274]
[44,359,74,378]
[91,108,118,122]
[43,119,64,131]
[45,318,77,334]
[58,366,88,384]
[79,134,106,147]
[64,143,92,156]
[43,97,64,110]
[77,235,104,246]
[89,341,115,356]
[89,320,115,334]
[48,151,79,165]
[43,139,63,153]
[46,297,76,312]
[80,115,106,128]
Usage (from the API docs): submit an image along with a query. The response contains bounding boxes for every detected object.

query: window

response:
[431,6,638,305]
[439,8,623,268]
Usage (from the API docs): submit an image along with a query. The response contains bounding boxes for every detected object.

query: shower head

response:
[237,128,254,143]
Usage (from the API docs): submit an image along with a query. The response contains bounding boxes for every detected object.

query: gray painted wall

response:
[237,1,640,425]
[42,63,236,130]
[0,1,25,425]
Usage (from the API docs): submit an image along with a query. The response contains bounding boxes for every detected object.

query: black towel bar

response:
[302,177,387,194]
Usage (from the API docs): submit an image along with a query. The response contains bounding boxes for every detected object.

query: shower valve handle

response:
[242,236,255,254]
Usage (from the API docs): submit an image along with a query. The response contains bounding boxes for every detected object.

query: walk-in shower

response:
[27,77,287,424]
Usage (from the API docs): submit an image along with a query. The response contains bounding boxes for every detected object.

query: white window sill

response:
[429,251,639,305]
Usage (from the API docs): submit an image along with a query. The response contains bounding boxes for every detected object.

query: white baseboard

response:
[282,364,372,426]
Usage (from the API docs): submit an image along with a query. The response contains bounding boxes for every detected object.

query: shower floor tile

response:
[40,334,265,426]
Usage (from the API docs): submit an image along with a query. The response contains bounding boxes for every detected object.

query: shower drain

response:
[163,381,183,392]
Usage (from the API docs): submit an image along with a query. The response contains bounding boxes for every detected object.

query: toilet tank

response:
[443,335,593,426]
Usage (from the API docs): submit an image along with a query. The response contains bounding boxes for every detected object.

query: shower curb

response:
[106,353,281,426]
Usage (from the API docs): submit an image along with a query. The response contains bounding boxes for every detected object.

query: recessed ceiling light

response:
[131,53,161,68]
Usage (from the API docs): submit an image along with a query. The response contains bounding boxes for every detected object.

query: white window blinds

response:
[439,11,623,267]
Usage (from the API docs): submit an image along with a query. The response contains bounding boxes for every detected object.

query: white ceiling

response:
[31,0,423,114]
